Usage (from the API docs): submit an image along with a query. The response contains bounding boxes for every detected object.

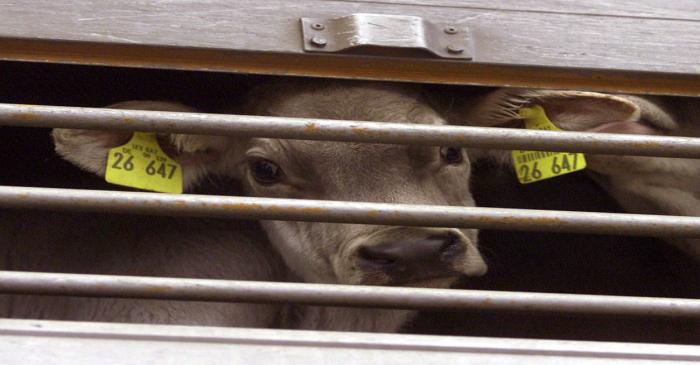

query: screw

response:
[311,23,325,30]
[310,36,327,47]
[446,45,464,54]
[444,26,458,34]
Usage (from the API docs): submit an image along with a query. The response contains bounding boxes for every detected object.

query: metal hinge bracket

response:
[301,13,473,60]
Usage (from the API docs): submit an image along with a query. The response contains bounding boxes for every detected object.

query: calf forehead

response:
[287,140,426,184]
[279,139,471,206]
[252,80,443,125]
[261,82,444,174]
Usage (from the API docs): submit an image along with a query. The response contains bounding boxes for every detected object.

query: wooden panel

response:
[0,1,699,95]
[348,1,700,21]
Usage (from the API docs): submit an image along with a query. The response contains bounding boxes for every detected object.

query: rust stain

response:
[351,126,390,139]
[352,127,369,135]
[15,112,40,122]
[352,126,379,137]
[221,203,263,211]
[366,210,380,218]
[262,205,324,214]
[218,203,324,216]
[296,207,324,214]
[476,215,564,225]
[305,122,318,133]
[145,285,171,294]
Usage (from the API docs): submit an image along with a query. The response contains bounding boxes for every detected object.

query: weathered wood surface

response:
[0,1,699,95]
[348,1,700,21]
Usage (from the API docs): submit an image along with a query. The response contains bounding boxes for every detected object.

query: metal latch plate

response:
[301,13,472,60]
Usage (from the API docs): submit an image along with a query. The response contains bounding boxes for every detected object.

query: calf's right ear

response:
[52,100,231,191]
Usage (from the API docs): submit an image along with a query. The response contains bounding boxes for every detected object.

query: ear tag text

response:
[511,106,586,184]
[105,132,183,194]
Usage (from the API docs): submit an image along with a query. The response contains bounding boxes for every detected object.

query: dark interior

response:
[1,61,698,344]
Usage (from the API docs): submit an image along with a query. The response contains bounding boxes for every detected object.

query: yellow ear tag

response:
[105,132,183,194]
[511,106,586,184]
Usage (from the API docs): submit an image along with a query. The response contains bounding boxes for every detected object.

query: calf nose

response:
[357,233,465,274]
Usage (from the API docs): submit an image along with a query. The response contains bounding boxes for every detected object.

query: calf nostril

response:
[439,233,465,257]
[440,233,459,251]
[358,246,397,267]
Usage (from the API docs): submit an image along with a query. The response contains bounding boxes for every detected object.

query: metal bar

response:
[4,319,700,364]
[2,186,700,238]
[2,103,700,158]
[1,271,700,318]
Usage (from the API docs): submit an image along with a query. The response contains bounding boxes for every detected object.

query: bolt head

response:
[446,45,464,54]
[310,36,328,47]
[311,23,325,30]
[444,26,458,34]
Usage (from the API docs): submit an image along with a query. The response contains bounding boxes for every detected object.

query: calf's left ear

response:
[453,89,676,135]
[52,100,231,191]
[435,88,679,163]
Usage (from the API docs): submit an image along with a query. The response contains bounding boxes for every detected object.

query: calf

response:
[7,79,486,332]
[451,89,700,262]
[1,101,286,327]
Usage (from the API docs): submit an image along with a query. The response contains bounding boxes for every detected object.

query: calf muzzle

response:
[356,230,468,285]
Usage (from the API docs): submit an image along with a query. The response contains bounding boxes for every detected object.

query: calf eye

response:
[440,146,463,164]
[251,159,282,184]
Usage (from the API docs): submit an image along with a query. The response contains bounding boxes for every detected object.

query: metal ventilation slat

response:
[1,186,700,237]
[1,103,700,157]
[1,271,700,318]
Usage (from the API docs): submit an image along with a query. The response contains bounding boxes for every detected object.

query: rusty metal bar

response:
[1,103,700,158]
[1,186,700,238]
[1,271,699,317]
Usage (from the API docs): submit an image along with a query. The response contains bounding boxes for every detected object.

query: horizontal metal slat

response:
[2,103,700,158]
[2,186,700,237]
[2,271,700,317]
[3,319,699,364]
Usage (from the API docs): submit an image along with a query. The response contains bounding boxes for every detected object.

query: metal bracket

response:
[301,13,473,60]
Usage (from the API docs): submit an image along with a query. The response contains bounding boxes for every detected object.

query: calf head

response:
[53,80,486,288]
[453,88,700,261]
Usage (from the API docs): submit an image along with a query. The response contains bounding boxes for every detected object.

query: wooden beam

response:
[2,38,699,96]
[0,1,699,95]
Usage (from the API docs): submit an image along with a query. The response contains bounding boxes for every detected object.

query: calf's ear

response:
[456,89,677,135]
[439,88,678,164]
[52,100,231,191]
